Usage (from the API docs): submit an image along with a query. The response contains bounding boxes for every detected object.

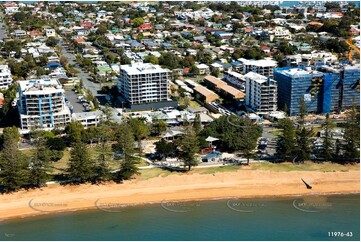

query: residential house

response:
[14,29,26,39]
[138,23,152,31]
[27,30,44,38]
[45,28,56,37]
[196,64,210,75]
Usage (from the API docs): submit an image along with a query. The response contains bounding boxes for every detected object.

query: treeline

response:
[155,114,263,166]
[277,100,360,164]
[0,117,165,193]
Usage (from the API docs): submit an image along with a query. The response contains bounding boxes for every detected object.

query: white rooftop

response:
[19,79,63,94]
[225,71,244,79]
[120,63,169,75]
[277,68,323,77]
[238,58,278,67]
[72,110,103,120]
[244,71,274,84]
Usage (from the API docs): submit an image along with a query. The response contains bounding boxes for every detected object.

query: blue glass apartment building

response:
[274,64,360,116]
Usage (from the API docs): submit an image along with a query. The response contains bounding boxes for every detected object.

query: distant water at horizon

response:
[280,1,360,8]
[0,194,359,241]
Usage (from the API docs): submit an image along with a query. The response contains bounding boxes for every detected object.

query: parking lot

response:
[64,90,86,113]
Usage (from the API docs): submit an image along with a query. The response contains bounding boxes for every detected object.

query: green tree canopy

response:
[132,17,145,27]
[0,127,28,192]
[67,141,94,183]
[276,118,296,161]
[176,129,200,170]
[200,115,262,152]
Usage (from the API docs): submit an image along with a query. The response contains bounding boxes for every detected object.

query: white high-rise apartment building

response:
[245,72,278,113]
[118,63,169,105]
[0,65,13,89]
[238,58,278,78]
[18,78,71,132]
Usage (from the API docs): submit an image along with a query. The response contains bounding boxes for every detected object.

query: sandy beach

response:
[0,168,359,221]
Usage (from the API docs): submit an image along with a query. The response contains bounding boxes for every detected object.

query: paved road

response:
[0,13,8,40]
[262,126,278,155]
[59,38,100,97]
[59,37,122,122]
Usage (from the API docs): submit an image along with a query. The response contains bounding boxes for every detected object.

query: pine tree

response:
[28,133,51,187]
[115,123,139,181]
[93,127,113,183]
[295,127,314,162]
[276,118,296,161]
[192,113,202,134]
[0,127,28,192]
[177,129,199,170]
[321,113,335,161]
[298,96,308,125]
[67,141,94,183]
[283,103,289,116]
[241,128,258,165]
[342,104,360,162]
[294,97,313,162]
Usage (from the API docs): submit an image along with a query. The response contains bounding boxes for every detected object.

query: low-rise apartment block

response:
[72,110,103,128]
[0,65,13,89]
[223,71,245,91]
[285,52,338,66]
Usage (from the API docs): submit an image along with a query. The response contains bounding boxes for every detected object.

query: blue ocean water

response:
[0,194,359,241]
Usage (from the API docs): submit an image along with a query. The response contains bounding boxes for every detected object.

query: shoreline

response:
[2,191,360,223]
[0,169,359,222]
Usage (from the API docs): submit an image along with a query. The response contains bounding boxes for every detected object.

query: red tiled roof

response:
[80,21,93,29]
[74,38,85,43]
[4,2,17,7]
[308,21,323,26]
[28,30,44,36]
[137,23,152,30]
[331,12,343,16]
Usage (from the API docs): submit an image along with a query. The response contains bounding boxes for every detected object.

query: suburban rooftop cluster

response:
[0,1,358,132]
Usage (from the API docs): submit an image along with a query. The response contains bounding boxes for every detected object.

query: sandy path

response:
[0,169,359,221]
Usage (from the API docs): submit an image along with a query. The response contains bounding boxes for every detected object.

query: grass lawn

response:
[189,101,201,108]
[51,149,71,174]
[138,162,359,181]
[191,165,243,174]
[136,159,150,167]
[269,129,283,136]
[138,168,173,180]
[251,161,360,172]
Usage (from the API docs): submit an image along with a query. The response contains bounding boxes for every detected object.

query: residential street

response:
[59,37,122,122]
[0,12,8,40]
